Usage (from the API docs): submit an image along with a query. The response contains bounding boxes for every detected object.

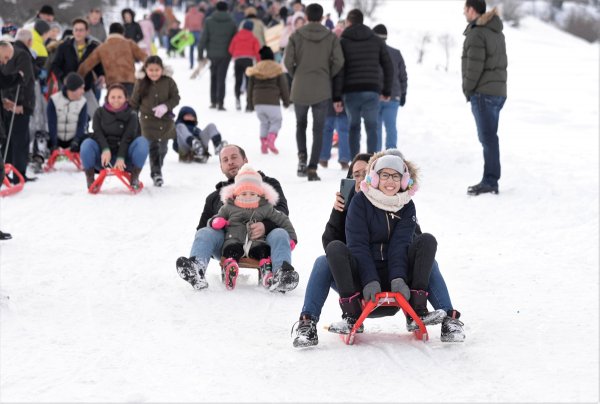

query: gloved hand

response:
[152,104,168,118]
[211,217,229,230]
[290,239,296,251]
[400,93,406,107]
[69,139,80,153]
[362,280,381,303]
[391,278,410,300]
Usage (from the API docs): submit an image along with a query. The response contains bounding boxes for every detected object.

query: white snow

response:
[1,1,598,402]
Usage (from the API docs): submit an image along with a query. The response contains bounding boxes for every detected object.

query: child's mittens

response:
[152,104,168,118]
[289,239,296,251]
[211,217,229,230]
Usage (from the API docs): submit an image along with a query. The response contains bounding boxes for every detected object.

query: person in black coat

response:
[122,8,144,43]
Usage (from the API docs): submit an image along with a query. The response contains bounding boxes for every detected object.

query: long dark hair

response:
[137,55,164,99]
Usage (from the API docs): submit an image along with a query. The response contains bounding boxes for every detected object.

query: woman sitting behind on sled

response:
[208,164,299,292]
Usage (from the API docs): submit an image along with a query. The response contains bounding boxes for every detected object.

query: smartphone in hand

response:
[340,178,356,209]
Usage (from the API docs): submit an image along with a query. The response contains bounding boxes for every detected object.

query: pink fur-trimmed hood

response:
[219,181,280,206]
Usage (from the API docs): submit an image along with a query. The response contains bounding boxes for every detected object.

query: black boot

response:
[84,168,95,189]
[292,314,318,348]
[270,261,299,292]
[328,293,364,334]
[409,289,429,317]
[297,152,307,177]
[130,167,142,190]
[307,168,321,181]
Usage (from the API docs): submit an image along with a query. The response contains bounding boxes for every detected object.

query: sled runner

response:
[0,164,25,197]
[44,149,82,172]
[88,168,143,194]
[341,292,428,345]
[190,58,209,79]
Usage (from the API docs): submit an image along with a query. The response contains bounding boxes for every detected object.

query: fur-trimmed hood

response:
[219,181,280,207]
[466,7,503,34]
[245,60,284,80]
[363,149,420,189]
[135,64,174,80]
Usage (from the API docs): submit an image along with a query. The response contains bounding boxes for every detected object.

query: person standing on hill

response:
[462,0,507,196]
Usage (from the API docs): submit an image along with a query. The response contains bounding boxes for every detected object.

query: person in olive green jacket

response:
[197,1,237,110]
[284,3,344,182]
[461,0,507,196]
[130,55,180,187]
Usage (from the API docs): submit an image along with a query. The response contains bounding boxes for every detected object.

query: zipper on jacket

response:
[381,213,391,260]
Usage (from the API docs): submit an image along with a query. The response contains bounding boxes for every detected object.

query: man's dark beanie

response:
[34,20,51,36]
[216,1,228,11]
[259,45,274,60]
[373,24,387,39]
[39,5,55,16]
[64,72,84,91]
[242,20,254,31]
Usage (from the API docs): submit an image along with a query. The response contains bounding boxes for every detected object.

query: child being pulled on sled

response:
[174,106,227,163]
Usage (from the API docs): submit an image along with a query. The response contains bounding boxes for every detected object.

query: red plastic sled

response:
[44,149,82,172]
[0,164,25,197]
[344,292,429,345]
[88,168,143,194]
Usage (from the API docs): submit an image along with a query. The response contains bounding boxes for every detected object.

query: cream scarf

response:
[361,186,413,212]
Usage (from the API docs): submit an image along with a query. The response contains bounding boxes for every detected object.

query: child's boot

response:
[267,132,279,154]
[222,258,239,290]
[260,137,269,154]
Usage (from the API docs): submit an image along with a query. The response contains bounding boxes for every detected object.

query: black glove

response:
[69,139,80,153]
[400,93,406,107]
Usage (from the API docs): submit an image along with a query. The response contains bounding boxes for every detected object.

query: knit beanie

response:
[259,45,274,61]
[34,20,51,36]
[64,72,84,91]
[372,154,405,175]
[242,20,254,31]
[39,5,55,16]
[372,24,387,40]
[233,164,263,208]
[216,1,228,12]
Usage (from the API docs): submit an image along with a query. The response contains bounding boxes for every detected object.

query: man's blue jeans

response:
[377,99,400,151]
[343,91,380,158]
[320,113,351,164]
[190,227,292,272]
[80,137,149,170]
[300,255,453,322]
[470,92,506,187]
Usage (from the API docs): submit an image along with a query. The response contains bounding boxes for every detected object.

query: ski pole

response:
[2,84,21,162]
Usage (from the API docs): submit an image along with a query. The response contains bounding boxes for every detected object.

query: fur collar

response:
[135,65,174,80]
[219,181,280,206]
[246,60,283,80]
[476,7,499,26]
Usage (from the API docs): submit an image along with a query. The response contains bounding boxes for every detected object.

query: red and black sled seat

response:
[0,163,25,197]
[88,168,143,194]
[343,292,429,345]
[44,149,82,172]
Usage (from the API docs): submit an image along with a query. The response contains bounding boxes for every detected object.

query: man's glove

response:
[400,93,406,107]
[211,217,229,230]
[152,104,168,118]
[69,139,80,153]
[362,280,381,303]
[391,278,410,300]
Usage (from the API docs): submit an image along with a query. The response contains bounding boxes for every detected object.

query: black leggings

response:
[222,242,270,261]
[233,58,254,100]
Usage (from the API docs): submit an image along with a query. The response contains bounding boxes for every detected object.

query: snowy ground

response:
[1,1,598,402]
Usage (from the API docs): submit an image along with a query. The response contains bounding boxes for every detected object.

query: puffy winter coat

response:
[246,60,289,109]
[129,66,180,141]
[238,15,266,47]
[91,105,139,160]
[340,23,393,96]
[47,90,87,145]
[51,37,103,92]
[228,29,260,60]
[345,191,417,288]
[124,22,144,43]
[0,41,36,116]
[381,44,407,100]
[462,7,507,99]
[198,10,238,59]
[284,22,344,105]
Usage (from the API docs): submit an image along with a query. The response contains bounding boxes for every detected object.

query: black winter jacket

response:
[339,24,393,97]
[124,22,144,43]
[91,105,139,160]
[0,41,36,116]
[51,37,104,92]
[382,44,407,100]
[197,172,288,233]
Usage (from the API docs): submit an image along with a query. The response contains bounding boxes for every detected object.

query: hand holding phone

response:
[340,178,356,210]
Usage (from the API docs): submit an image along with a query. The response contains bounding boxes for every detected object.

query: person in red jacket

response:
[228,20,260,111]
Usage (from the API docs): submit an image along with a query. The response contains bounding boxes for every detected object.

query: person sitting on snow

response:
[207,164,298,291]
[173,106,226,163]
[175,144,299,293]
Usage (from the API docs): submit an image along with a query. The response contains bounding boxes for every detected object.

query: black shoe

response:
[209,103,217,109]
[467,182,498,195]
[217,104,226,111]
[297,153,307,177]
[176,256,209,290]
[307,168,321,181]
[270,261,299,292]
[292,314,318,348]
[441,310,465,342]
[152,174,164,187]
[235,98,241,111]
[0,231,12,241]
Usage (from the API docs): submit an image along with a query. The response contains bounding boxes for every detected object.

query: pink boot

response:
[260,137,268,154]
[267,132,279,154]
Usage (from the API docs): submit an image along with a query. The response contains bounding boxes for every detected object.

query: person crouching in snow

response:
[208,164,299,292]
[246,45,289,154]
[173,106,226,163]
[130,55,180,187]
[80,83,149,191]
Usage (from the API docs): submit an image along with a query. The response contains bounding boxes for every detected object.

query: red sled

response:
[88,168,143,194]
[0,164,25,197]
[343,292,428,345]
[44,149,82,172]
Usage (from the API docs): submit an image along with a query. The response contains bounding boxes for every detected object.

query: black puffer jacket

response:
[51,37,104,92]
[0,41,36,115]
[197,172,288,233]
[340,23,393,96]
[91,105,139,160]
[124,22,144,43]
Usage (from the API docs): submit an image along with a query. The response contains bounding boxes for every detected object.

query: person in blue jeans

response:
[292,153,465,347]
[175,144,298,292]
[462,0,507,195]
[319,102,351,170]
[372,24,407,151]
[80,83,149,191]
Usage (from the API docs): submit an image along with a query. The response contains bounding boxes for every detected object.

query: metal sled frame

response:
[344,292,429,345]
[0,164,24,197]
[218,257,271,287]
[44,149,82,172]
[88,168,143,194]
